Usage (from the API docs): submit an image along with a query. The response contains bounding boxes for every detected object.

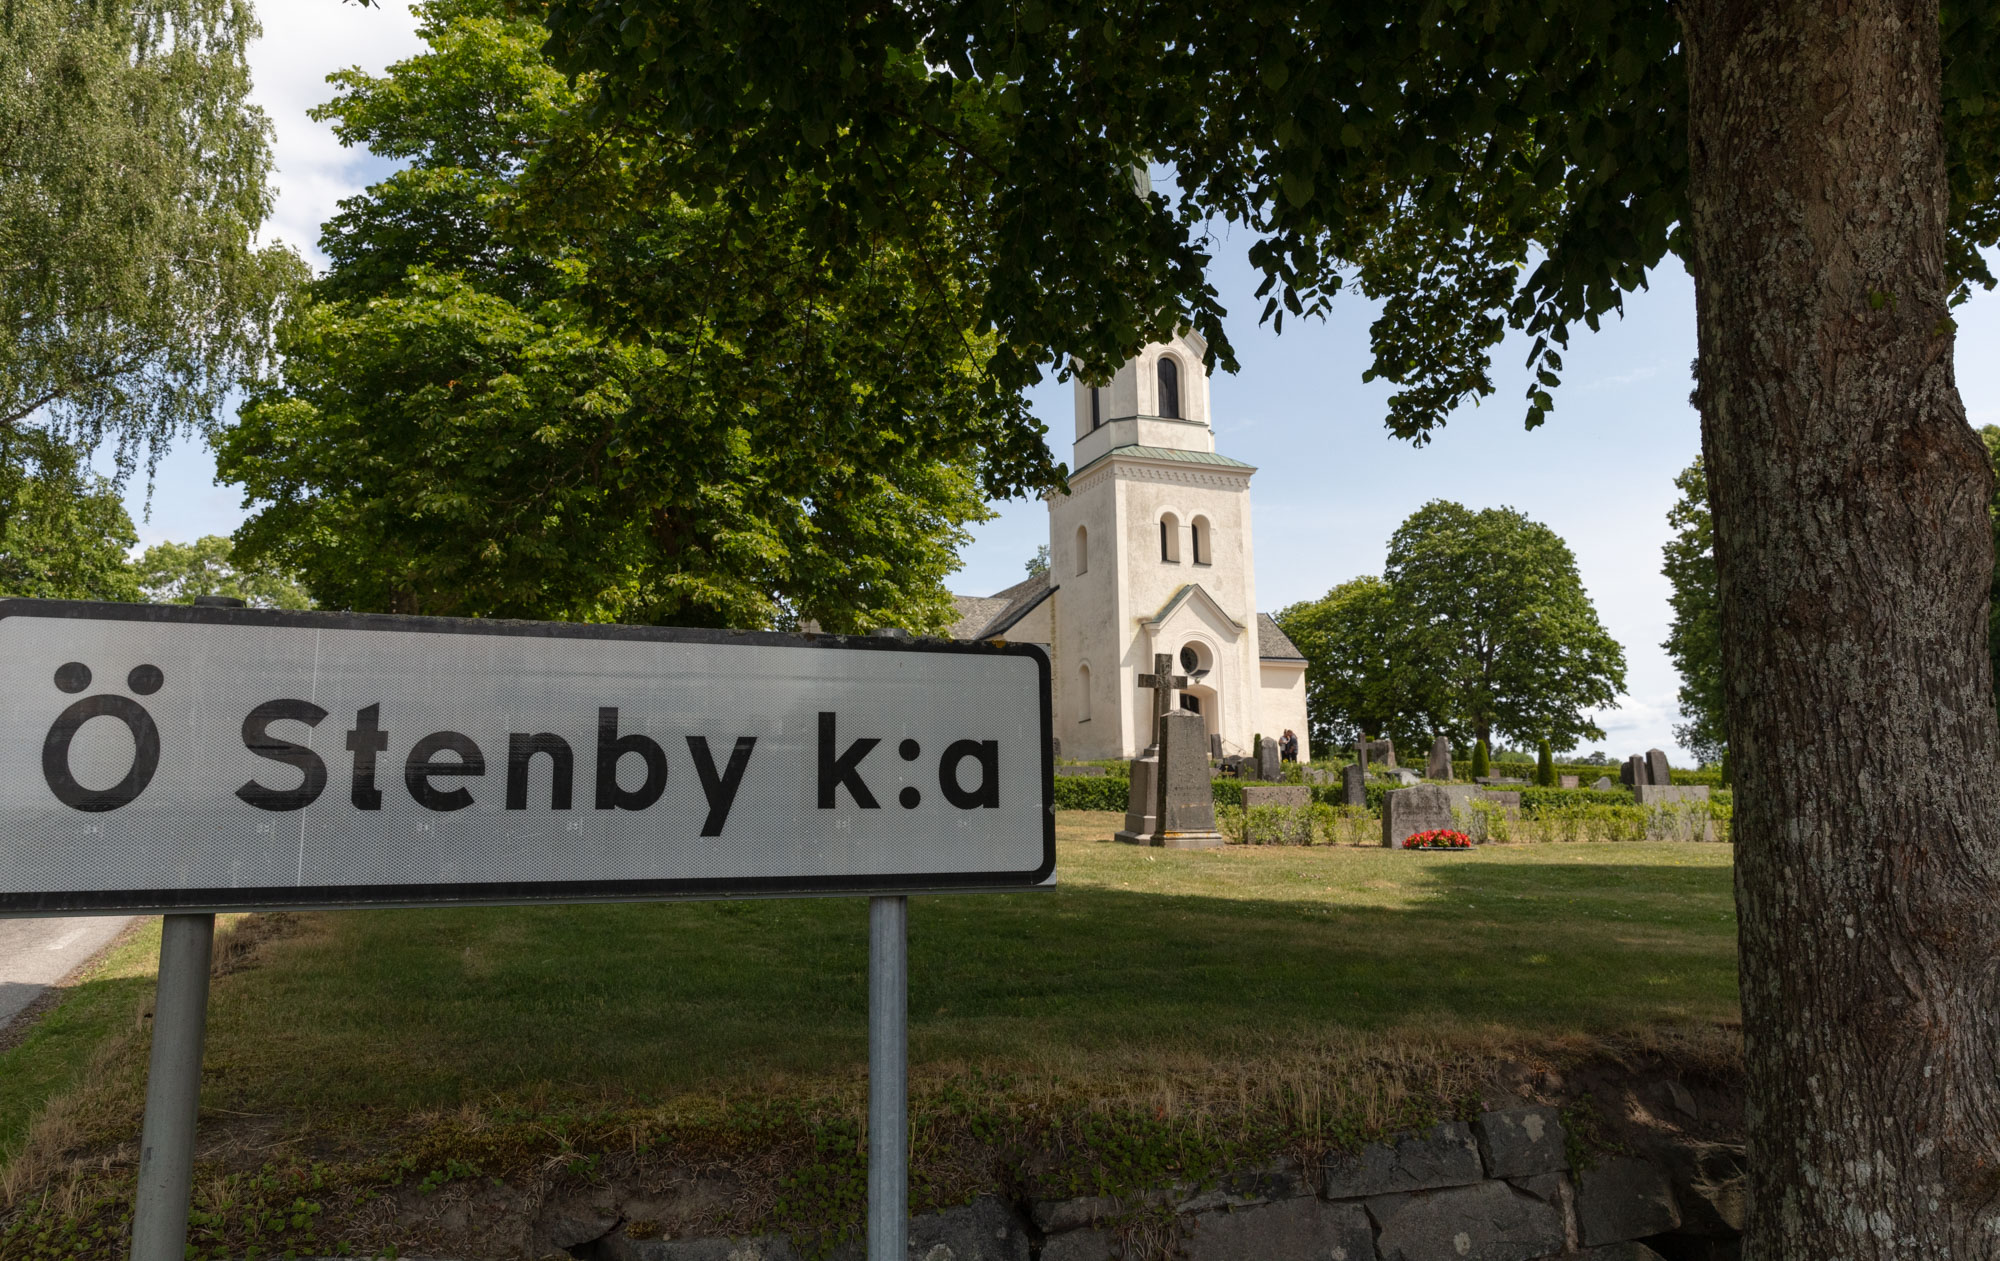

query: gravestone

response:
[1383,785,1455,847]
[1426,736,1453,781]
[1154,710,1223,848]
[1342,762,1367,807]
[1364,738,1398,769]
[1593,776,1615,791]
[1383,767,1422,786]
[1303,767,1335,785]
[1256,740,1282,782]
[1646,748,1672,786]
[1559,775,1580,789]
[1054,765,1106,778]
[1242,785,1313,843]
[1116,653,1187,846]
[1210,733,1223,760]
[1621,755,1649,787]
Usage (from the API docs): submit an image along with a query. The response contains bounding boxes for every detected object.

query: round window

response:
[1179,645,1199,673]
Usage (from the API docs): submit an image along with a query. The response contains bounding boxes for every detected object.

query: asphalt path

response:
[0,914,136,1035]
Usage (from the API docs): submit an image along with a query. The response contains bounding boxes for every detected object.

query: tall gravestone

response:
[1116,653,1180,844]
[1256,739,1282,782]
[1425,736,1453,781]
[1645,748,1672,786]
[1364,738,1398,769]
[1152,710,1224,848]
[1341,762,1367,807]
[1621,754,1649,787]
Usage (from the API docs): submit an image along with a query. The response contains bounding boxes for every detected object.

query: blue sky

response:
[125,0,2000,763]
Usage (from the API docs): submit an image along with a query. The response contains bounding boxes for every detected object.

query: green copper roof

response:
[1071,443,1256,478]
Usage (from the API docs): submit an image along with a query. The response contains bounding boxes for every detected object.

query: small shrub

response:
[1471,740,1490,779]
[1535,739,1556,787]
[1242,803,1313,845]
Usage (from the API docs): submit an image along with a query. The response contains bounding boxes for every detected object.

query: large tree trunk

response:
[1680,0,2000,1253]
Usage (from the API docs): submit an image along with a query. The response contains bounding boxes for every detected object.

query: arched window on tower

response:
[1090,386,1102,429]
[1159,512,1181,563]
[1075,525,1089,575]
[1156,356,1182,419]
[1077,663,1092,722]
[1190,515,1211,565]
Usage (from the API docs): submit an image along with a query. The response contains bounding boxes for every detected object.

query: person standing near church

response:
[1280,729,1298,762]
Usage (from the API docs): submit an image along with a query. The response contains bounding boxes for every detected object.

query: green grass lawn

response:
[44,816,1736,1125]
[0,817,1742,1257]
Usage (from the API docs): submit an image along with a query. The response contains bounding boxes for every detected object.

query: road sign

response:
[0,601,1054,914]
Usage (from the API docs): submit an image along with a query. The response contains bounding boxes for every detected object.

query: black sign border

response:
[0,599,1056,914]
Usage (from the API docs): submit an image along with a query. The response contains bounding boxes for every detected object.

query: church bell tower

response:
[1044,332,1307,761]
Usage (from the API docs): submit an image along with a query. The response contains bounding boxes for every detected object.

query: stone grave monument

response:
[1341,762,1367,807]
[1255,738,1281,782]
[1558,774,1580,789]
[1646,748,1672,785]
[1383,784,1455,847]
[1425,736,1453,781]
[1116,655,1221,848]
[1115,652,1182,843]
[1362,737,1398,769]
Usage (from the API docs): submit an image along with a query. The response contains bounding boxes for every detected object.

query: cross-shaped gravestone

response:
[1136,652,1189,757]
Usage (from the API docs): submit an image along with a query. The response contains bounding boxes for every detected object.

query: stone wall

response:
[574,1107,1743,1261]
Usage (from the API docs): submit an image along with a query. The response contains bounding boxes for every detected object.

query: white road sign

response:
[0,602,1053,913]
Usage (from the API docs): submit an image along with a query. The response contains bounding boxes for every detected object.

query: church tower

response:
[1043,333,1308,760]
[947,334,1309,760]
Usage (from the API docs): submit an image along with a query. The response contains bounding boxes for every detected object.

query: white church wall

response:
[1048,462,1128,759]
[1258,661,1311,761]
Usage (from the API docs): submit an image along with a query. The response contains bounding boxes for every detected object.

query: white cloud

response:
[250,1,426,269]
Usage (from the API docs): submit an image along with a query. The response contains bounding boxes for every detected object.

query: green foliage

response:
[1385,502,1625,750]
[1273,577,1411,751]
[1282,504,1624,753]
[1471,740,1491,780]
[537,0,2000,444]
[134,535,311,610]
[1025,544,1050,578]
[1051,775,1129,811]
[1661,459,1725,765]
[0,430,141,602]
[222,2,1003,631]
[1,0,305,467]
[1535,739,1556,788]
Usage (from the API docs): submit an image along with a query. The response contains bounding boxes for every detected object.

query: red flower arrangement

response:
[1402,829,1473,850]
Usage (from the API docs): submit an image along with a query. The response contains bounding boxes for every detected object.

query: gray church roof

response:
[1069,443,1256,479]
[949,571,1052,640]
[1257,613,1306,660]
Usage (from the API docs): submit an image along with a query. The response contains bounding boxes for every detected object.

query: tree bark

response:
[1681,0,2000,1253]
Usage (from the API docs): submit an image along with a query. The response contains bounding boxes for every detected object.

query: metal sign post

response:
[0,600,1053,1261]
[868,895,908,1261]
[130,914,214,1261]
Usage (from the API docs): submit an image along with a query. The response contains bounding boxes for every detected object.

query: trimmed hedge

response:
[1051,776,1130,811]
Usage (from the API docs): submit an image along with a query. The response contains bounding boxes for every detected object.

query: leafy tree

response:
[1662,460,1724,765]
[0,430,141,601]
[536,1,2000,1244]
[1025,544,1050,578]
[135,535,309,610]
[1385,502,1625,752]
[1273,576,1413,752]
[1,0,304,473]
[224,2,997,632]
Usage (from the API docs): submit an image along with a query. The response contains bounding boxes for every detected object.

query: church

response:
[951,334,1310,761]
